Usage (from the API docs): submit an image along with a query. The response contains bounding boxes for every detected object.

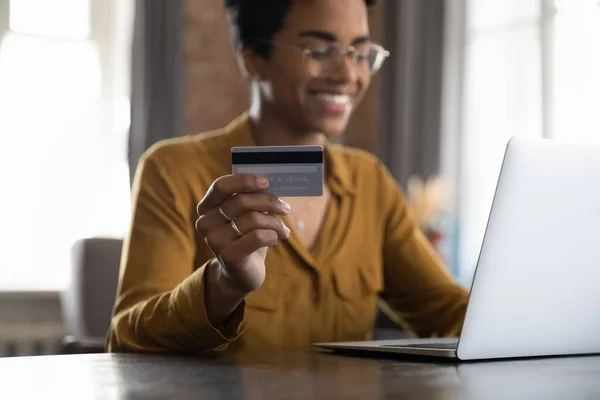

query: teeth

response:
[315,93,351,105]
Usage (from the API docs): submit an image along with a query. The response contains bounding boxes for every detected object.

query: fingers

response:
[205,212,290,253]
[195,174,290,271]
[211,229,279,267]
[197,174,269,215]
[204,213,289,266]
[230,230,279,259]
[223,193,291,219]
[195,193,291,238]
[234,212,291,239]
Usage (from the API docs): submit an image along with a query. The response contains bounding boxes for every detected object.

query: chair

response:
[60,238,123,354]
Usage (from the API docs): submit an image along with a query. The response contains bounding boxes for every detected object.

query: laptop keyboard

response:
[381,342,458,350]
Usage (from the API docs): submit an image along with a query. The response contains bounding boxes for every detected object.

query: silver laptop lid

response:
[457,137,600,360]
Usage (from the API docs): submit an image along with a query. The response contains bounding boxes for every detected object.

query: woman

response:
[107,0,468,354]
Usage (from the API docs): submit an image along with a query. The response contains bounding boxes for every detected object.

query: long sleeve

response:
[378,163,468,338]
[107,148,247,353]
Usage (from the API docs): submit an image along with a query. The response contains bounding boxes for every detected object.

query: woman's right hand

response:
[195,174,291,296]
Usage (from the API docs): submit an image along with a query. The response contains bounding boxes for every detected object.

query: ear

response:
[240,46,266,81]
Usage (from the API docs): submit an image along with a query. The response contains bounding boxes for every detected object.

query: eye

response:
[352,46,372,62]
[355,52,370,62]
[308,48,333,61]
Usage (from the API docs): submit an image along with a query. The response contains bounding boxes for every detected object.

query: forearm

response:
[108,262,248,353]
[109,292,195,353]
[383,283,468,337]
[383,213,469,337]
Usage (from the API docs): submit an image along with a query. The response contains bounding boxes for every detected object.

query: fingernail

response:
[284,225,291,236]
[256,176,269,187]
[279,199,291,212]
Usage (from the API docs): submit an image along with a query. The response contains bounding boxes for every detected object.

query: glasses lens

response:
[305,45,339,77]
[368,48,387,73]
[305,44,388,77]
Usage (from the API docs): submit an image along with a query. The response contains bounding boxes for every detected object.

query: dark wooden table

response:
[1,350,599,399]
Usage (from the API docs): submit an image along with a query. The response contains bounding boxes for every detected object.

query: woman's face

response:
[247,0,373,137]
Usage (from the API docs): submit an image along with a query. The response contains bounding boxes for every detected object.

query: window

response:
[551,0,600,143]
[458,0,600,283]
[0,0,133,290]
[459,0,543,284]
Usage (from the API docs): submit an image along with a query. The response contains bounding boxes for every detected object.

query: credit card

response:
[231,145,324,197]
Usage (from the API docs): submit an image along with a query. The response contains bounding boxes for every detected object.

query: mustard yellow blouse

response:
[107,113,468,354]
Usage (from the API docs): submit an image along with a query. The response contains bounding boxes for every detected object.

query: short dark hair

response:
[223,0,377,58]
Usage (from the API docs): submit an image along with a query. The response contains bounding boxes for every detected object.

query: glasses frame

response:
[259,39,391,77]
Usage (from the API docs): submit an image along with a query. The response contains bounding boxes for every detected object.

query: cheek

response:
[268,64,311,106]
[353,75,371,106]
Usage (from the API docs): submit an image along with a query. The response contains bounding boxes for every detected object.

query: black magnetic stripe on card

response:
[232,151,323,165]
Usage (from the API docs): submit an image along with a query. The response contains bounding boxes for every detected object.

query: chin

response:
[307,116,351,138]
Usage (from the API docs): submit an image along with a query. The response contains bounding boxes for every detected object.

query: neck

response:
[249,100,326,147]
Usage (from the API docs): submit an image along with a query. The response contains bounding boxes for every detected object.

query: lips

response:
[309,91,355,115]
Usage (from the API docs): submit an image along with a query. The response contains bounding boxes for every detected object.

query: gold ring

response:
[230,220,243,238]
[218,206,233,222]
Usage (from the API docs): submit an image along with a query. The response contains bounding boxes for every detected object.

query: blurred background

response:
[0,0,598,357]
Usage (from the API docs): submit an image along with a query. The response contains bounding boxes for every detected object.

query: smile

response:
[314,93,352,105]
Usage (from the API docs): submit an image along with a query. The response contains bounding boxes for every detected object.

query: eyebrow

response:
[298,30,370,45]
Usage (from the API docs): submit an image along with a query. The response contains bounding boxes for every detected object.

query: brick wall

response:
[344,1,385,154]
[183,0,249,135]
[183,0,385,154]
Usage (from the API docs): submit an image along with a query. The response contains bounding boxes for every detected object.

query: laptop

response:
[316,137,600,361]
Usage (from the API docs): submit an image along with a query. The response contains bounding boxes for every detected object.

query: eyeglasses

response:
[260,40,390,78]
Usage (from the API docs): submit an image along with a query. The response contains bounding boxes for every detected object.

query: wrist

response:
[210,258,250,301]
[205,258,247,329]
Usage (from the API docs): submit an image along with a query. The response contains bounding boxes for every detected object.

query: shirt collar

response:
[226,112,356,198]
[324,144,356,197]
